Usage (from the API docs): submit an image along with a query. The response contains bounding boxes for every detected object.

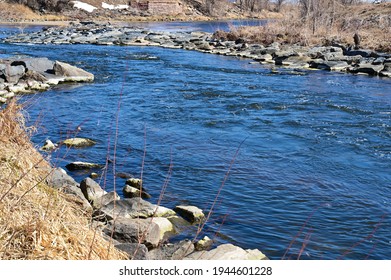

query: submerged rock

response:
[40,139,57,151]
[62,137,97,148]
[65,161,103,171]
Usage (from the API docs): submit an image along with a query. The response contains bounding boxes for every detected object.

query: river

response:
[1,22,390,260]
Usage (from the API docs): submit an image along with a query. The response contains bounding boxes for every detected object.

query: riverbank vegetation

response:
[0,100,126,259]
[218,1,391,52]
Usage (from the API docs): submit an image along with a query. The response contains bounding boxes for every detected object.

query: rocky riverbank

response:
[0,56,94,103]
[46,163,268,260]
[3,21,391,78]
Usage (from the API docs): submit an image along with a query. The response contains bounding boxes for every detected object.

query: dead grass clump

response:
[0,100,126,260]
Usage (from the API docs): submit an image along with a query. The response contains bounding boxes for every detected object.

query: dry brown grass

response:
[0,3,67,22]
[0,100,126,260]
[218,3,391,52]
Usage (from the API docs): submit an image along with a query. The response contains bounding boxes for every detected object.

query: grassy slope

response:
[0,100,126,260]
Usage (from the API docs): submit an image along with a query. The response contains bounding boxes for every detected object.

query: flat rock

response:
[174,205,205,224]
[65,161,103,171]
[348,63,384,75]
[184,244,269,260]
[53,60,94,82]
[62,137,96,147]
[95,197,176,221]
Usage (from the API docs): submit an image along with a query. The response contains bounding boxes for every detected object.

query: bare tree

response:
[275,0,285,12]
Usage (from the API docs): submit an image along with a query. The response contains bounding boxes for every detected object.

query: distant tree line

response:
[297,0,365,33]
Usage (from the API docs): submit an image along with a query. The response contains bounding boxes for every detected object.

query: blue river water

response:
[1,23,390,260]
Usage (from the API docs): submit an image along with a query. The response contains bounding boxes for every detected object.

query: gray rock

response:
[174,205,205,224]
[114,243,149,260]
[254,53,274,63]
[346,49,375,58]
[195,236,213,251]
[94,191,120,209]
[80,177,107,206]
[310,60,349,71]
[16,57,54,73]
[40,139,57,151]
[148,240,194,260]
[308,46,343,59]
[61,137,96,148]
[1,64,25,84]
[185,244,269,260]
[167,215,191,233]
[123,184,151,199]
[65,161,103,171]
[46,167,91,210]
[348,63,384,75]
[103,218,161,249]
[95,198,176,221]
[53,60,94,82]
[145,217,176,240]
[275,55,311,68]
[125,177,142,189]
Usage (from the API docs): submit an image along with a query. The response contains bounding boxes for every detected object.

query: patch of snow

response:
[71,1,97,13]
[102,2,129,9]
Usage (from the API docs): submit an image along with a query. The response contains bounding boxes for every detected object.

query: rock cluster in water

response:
[3,21,391,79]
[0,56,94,104]
[45,167,269,260]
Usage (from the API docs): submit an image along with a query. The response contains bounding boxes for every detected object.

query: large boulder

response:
[15,57,54,73]
[79,177,107,206]
[145,217,176,240]
[46,167,91,210]
[53,60,94,82]
[348,63,384,75]
[0,63,25,83]
[185,244,269,260]
[93,191,120,209]
[103,218,161,249]
[174,205,205,224]
[95,198,176,221]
